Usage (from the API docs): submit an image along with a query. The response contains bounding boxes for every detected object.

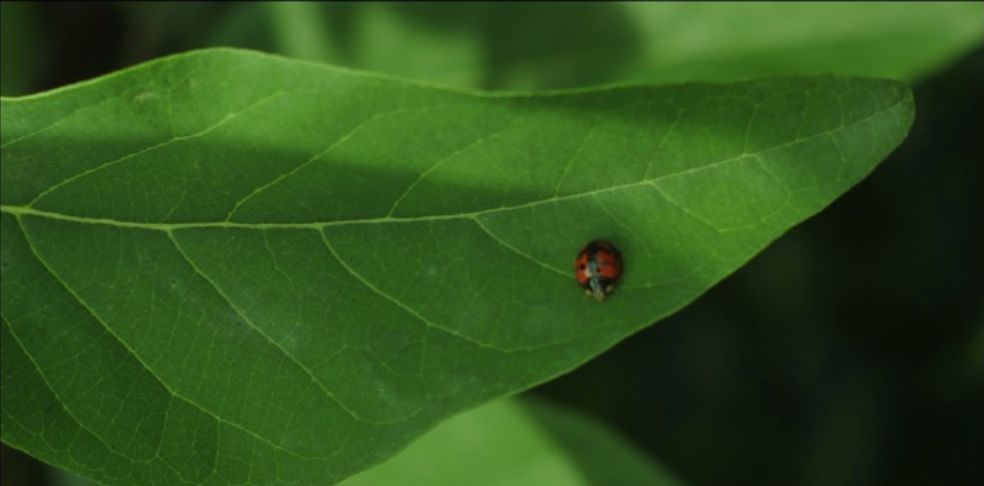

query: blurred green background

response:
[1,2,981,485]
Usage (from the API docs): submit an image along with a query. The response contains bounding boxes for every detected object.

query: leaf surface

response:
[0,49,913,485]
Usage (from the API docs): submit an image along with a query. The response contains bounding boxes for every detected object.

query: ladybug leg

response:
[588,278,606,302]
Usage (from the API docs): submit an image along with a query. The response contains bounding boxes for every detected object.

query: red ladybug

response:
[574,240,623,302]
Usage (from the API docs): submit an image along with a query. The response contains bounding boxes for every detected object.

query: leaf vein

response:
[26,91,288,208]
[470,217,569,277]
[386,117,521,217]
[318,231,505,352]
[165,230,394,427]
[1,313,193,483]
[226,106,428,222]
[12,217,331,462]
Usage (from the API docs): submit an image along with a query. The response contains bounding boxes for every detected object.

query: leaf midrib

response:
[0,92,903,233]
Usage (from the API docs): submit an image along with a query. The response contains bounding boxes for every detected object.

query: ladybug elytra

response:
[574,240,623,302]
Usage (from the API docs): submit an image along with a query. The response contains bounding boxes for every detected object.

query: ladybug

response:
[574,240,623,302]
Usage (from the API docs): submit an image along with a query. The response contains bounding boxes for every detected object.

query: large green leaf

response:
[206,2,984,89]
[341,398,682,486]
[0,49,913,485]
